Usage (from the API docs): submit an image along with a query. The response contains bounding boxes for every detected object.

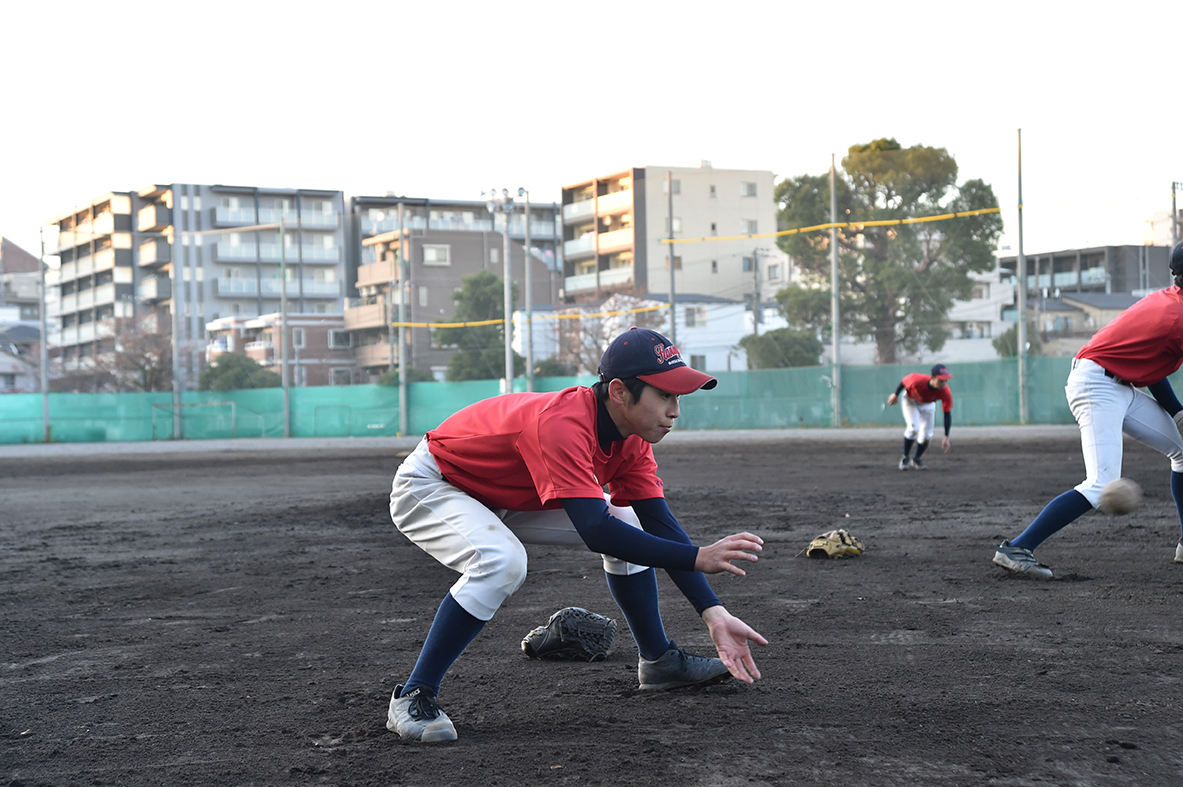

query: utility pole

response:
[829,155,841,428]
[397,202,408,436]
[170,216,183,440]
[1172,181,1179,250]
[520,188,533,392]
[1017,129,1029,425]
[752,248,761,337]
[667,171,677,344]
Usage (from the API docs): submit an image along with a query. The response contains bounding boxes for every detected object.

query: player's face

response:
[929,377,946,389]
[621,383,681,443]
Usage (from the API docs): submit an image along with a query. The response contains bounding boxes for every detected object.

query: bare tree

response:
[555,293,667,375]
[90,312,174,392]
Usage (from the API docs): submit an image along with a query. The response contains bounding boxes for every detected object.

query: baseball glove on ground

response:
[804,528,865,559]
[521,607,618,662]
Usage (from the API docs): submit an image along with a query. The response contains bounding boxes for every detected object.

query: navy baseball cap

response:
[599,327,717,394]
[1170,241,1183,276]
[930,363,952,380]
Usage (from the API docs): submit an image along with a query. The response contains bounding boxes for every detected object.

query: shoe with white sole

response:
[993,540,1053,579]
[387,684,457,742]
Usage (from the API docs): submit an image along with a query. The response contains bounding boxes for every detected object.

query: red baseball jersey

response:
[426,386,663,511]
[902,373,953,413]
[1075,287,1183,387]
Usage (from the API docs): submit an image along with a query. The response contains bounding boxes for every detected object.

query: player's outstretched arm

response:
[694,532,763,577]
[886,393,898,405]
[702,605,767,683]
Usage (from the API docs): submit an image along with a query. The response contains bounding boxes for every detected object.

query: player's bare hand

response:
[695,532,762,576]
[942,436,951,453]
[886,393,899,406]
[702,606,767,683]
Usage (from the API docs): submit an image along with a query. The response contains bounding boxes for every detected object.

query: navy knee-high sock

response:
[404,592,486,697]
[1011,490,1094,551]
[1171,471,1183,541]
[914,441,930,459]
[903,437,915,458]
[604,569,669,661]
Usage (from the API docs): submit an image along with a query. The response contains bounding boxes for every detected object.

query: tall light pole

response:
[1172,181,1180,250]
[38,227,50,442]
[518,187,533,392]
[485,188,515,393]
[170,224,183,439]
[397,202,408,436]
[1017,129,1029,425]
[278,217,290,437]
[667,171,677,344]
[829,155,841,428]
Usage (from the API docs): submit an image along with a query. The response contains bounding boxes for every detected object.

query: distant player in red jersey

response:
[384,327,768,743]
[993,241,1183,579]
[886,363,954,470]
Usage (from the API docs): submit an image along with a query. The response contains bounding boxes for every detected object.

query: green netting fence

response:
[4,357,1176,445]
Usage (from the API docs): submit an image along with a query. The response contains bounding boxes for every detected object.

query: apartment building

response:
[206,312,355,386]
[346,195,560,380]
[46,185,348,382]
[559,162,789,310]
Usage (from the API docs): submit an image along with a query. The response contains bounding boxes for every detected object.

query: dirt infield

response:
[4,429,1183,786]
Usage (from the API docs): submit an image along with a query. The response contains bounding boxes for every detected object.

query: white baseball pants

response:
[901,395,936,443]
[389,438,650,621]
[1067,358,1183,506]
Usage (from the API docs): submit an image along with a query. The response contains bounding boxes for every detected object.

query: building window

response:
[423,245,450,266]
[663,179,681,195]
[689,354,706,370]
[490,248,499,263]
[332,368,352,386]
[972,282,991,299]
[0,373,14,391]
[710,222,717,235]
[294,366,307,386]
[740,182,757,197]
[742,256,754,272]
[685,306,707,327]
[665,217,682,234]
[768,264,780,281]
[419,286,428,307]
[292,328,305,348]
[711,260,718,274]
[710,185,716,198]
[743,220,758,235]
[665,256,682,270]
[329,330,351,348]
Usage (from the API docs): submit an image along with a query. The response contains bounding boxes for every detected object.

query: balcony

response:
[562,200,595,223]
[139,239,171,267]
[361,214,428,234]
[299,244,340,263]
[139,275,171,303]
[137,204,171,233]
[211,206,259,227]
[92,282,116,307]
[214,277,258,297]
[256,208,300,226]
[596,189,633,215]
[596,227,634,254]
[357,260,398,289]
[344,301,388,331]
[301,212,339,229]
[214,242,258,262]
[355,342,395,367]
[564,266,634,295]
[564,234,596,260]
[428,217,494,232]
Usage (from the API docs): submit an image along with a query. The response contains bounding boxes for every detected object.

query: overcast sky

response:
[2,0,1180,261]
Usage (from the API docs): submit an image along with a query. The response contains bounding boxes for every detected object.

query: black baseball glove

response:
[521,607,618,662]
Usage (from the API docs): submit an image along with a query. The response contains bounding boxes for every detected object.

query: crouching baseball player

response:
[886,363,954,470]
[385,327,768,743]
[993,241,1183,579]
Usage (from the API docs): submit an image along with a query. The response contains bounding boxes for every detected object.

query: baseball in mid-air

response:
[1099,478,1142,515]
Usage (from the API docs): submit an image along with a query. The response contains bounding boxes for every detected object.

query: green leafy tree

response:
[775,138,1003,364]
[533,357,578,378]
[738,328,824,369]
[377,366,437,385]
[774,286,832,335]
[433,271,524,382]
[198,352,281,391]
[992,322,1042,358]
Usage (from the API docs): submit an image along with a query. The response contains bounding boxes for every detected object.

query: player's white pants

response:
[901,395,936,443]
[389,438,650,621]
[1068,358,1183,507]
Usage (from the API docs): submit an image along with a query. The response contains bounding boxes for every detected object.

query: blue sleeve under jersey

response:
[560,497,720,615]
[1147,378,1183,417]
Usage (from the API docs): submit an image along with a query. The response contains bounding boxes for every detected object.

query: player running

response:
[385,327,768,742]
[886,364,954,470]
[993,242,1183,579]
